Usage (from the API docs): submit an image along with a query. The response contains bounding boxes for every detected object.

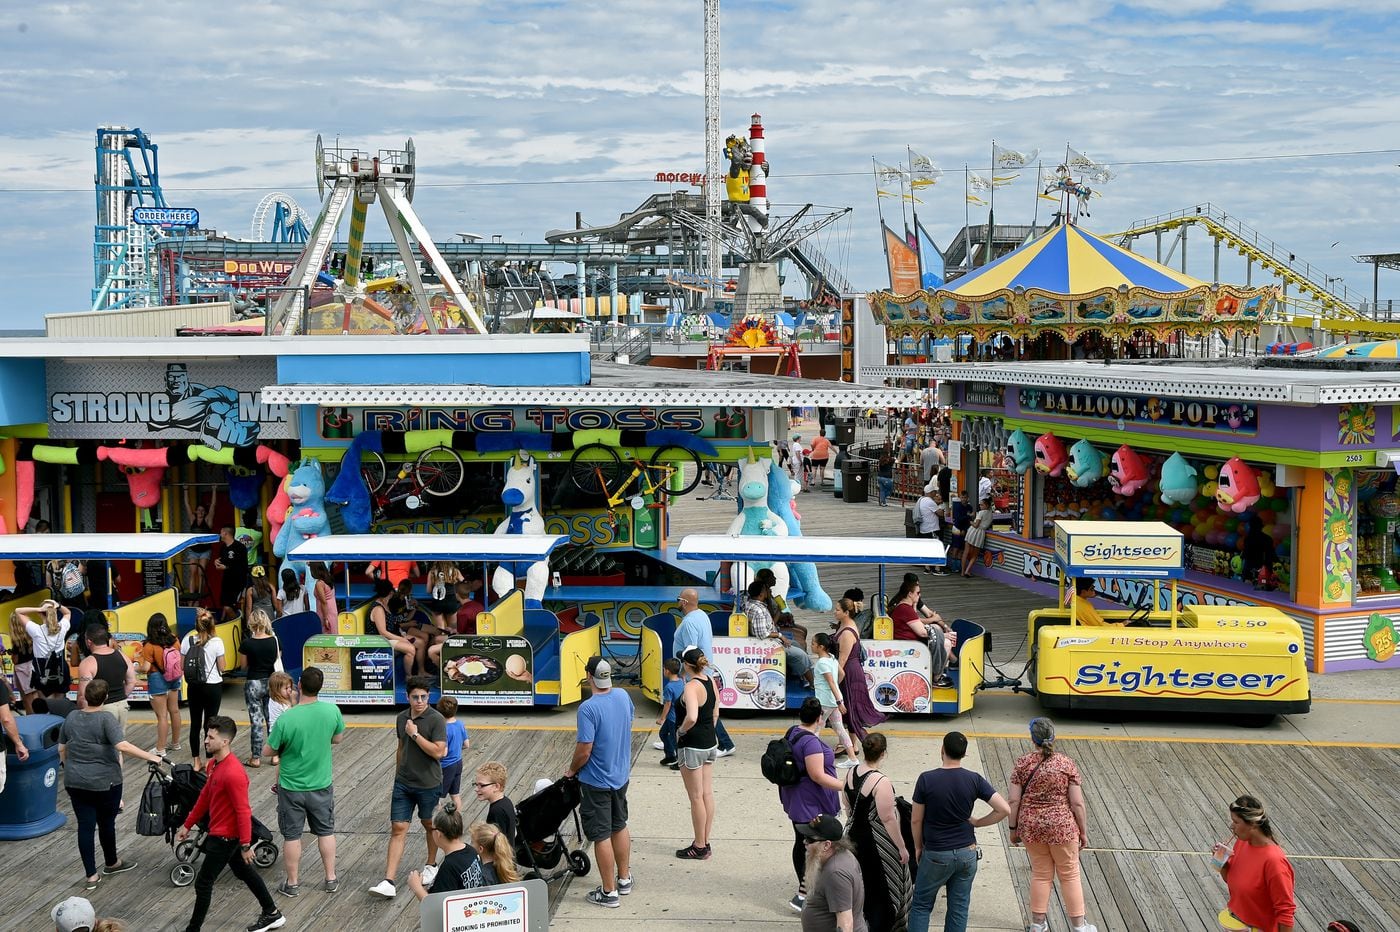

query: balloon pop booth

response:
[285,534,601,706]
[642,534,987,718]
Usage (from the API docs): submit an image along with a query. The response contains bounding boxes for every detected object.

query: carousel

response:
[868,222,1280,359]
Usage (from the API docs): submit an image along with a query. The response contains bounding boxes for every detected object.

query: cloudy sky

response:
[4,0,1400,326]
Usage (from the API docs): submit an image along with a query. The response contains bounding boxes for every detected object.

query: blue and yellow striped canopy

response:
[947,223,1204,297]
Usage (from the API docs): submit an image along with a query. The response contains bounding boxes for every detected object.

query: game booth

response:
[1029,521,1311,717]
[286,534,601,706]
[0,533,223,701]
[640,534,986,717]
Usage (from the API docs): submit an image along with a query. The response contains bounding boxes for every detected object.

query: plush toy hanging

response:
[1108,445,1151,497]
[1065,440,1106,488]
[1158,452,1199,506]
[1215,456,1262,513]
[1005,429,1035,474]
[1033,433,1068,477]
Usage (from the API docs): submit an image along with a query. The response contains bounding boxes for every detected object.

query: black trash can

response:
[842,460,871,504]
[835,418,856,446]
[0,712,67,839]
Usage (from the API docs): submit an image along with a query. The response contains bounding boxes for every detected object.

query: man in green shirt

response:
[265,666,345,897]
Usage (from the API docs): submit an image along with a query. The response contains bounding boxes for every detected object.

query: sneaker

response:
[276,880,300,897]
[668,762,680,771]
[788,893,806,913]
[166,743,181,752]
[675,844,710,860]
[935,675,955,689]
[716,747,735,758]
[1071,925,1098,932]
[659,757,678,767]
[837,758,860,769]
[323,878,339,893]
[586,886,620,908]
[419,863,439,886]
[247,911,286,932]
[368,879,397,898]
[102,859,137,875]
[1028,923,1049,932]
[617,876,633,896]
[652,740,665,750]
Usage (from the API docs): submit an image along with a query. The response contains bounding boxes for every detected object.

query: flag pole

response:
[872,157,886,227]
[907,146,921,282]
[1063,142,1073,225]
[899,150,911,238]
[963,165,974,274]
[984,140,996,266]
[1031,159,1043,234]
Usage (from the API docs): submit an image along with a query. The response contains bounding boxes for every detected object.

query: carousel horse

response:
[492,453,550,608]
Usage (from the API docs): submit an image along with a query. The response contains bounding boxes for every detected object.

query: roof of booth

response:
[0,533,217,560]
[288,534,568,562]
[674,535,946,564]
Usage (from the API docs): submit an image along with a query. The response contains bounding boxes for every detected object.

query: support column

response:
[610,262,619,325]
[575,260,586,318]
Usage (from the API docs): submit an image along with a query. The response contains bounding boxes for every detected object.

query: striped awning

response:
[946,223,1204,297]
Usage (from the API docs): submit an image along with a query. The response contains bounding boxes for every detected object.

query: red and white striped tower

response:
[747,112,769,232]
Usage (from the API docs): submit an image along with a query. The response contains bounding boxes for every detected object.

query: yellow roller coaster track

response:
[1111,204,1400,337]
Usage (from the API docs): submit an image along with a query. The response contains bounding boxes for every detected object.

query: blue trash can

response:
[0,713,67,839]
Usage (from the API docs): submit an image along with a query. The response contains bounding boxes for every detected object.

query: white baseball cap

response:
[52,897,96,932]
[588,659,613,689]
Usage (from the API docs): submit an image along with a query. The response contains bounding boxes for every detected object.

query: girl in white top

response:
[276,567,311,617]
[16,600,71,661]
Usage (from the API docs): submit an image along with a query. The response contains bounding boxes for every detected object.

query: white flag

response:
[993,144,1039,170]
[874,160,905,187]
[909,151,942,188]
[967,171,993,192]
[1066,147,1116,183]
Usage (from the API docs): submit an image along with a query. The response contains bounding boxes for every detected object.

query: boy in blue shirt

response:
[656,658,683,768]
[437,696,471,809]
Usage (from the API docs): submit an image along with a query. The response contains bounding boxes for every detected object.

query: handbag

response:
[273,636,284,674]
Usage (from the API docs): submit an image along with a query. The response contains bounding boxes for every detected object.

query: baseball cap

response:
[52,897,96,932]
[681,647,705,666]
[795,814,844,842]
[587,658,612,689]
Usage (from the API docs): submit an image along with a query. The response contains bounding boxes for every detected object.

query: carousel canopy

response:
[946,223,1204,297]
[1318,340,1400,359]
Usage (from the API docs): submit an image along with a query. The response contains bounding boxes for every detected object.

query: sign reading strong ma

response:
[47,360,293,448]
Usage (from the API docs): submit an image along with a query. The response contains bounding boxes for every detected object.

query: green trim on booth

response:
[2,424,50,439]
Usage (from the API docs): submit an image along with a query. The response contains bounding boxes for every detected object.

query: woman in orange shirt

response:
[1212,795,1295,932]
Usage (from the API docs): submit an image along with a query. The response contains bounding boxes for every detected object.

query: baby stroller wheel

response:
[174,840,198,863]
[171,862,196,887]
[253,841,279,869]
[568,850,591,876]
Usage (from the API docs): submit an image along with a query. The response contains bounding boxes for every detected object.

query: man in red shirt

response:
[177,716,285,932]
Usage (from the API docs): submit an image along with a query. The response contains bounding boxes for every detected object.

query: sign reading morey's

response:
[47,360,293,448]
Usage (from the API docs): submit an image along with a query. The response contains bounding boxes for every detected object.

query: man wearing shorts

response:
[371,676,447,899]
[566,658,635,908]
[266,666,345,897]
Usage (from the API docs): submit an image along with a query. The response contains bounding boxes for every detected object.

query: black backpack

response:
[136,770,167,838]
[34,652,67,694]
[761,726,803,787]
[182,637,207,685]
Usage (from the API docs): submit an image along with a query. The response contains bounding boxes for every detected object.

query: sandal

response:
[246,757,262,768]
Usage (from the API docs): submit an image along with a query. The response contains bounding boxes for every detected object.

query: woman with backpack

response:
[843,731,912,932]
[778,696,845,914]
[16,599,73,698]
[833,597,886,742]
[180,608,226,773]
[136,613,182,754]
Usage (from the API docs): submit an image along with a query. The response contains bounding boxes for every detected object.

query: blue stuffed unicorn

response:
[767,460,831,611]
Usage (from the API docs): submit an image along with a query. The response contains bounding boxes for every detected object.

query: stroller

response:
[513,776,590,881]
[138,761,279,887]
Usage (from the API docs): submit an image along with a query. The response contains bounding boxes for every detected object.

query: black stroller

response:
[138,761,279,887]
[513,776,591,881]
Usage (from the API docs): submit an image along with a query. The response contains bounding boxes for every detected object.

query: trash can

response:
[0,713,67,839]
[842,460,871,504]
[835,418,856,446]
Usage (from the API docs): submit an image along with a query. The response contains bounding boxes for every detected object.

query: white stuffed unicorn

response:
[726,456,791,602]
[492,453,550,608]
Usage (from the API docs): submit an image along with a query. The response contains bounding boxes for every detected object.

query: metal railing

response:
[1118,203,1365,307]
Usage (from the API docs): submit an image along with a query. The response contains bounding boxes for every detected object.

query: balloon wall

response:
[1040,444,1292,581]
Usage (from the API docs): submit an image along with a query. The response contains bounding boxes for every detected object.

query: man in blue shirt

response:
[908,731,1011,932]
[567,658,636,909]
[667,588,736,756]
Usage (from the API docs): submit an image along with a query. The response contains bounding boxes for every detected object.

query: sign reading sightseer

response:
[46,359,294,448]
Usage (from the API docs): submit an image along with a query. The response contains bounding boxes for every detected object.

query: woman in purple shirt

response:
[780,697,845,914]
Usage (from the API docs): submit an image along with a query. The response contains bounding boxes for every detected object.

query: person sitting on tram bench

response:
[1071,578,1124,628]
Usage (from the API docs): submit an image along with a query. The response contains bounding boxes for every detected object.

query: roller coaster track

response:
[1114,203,1368,325]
